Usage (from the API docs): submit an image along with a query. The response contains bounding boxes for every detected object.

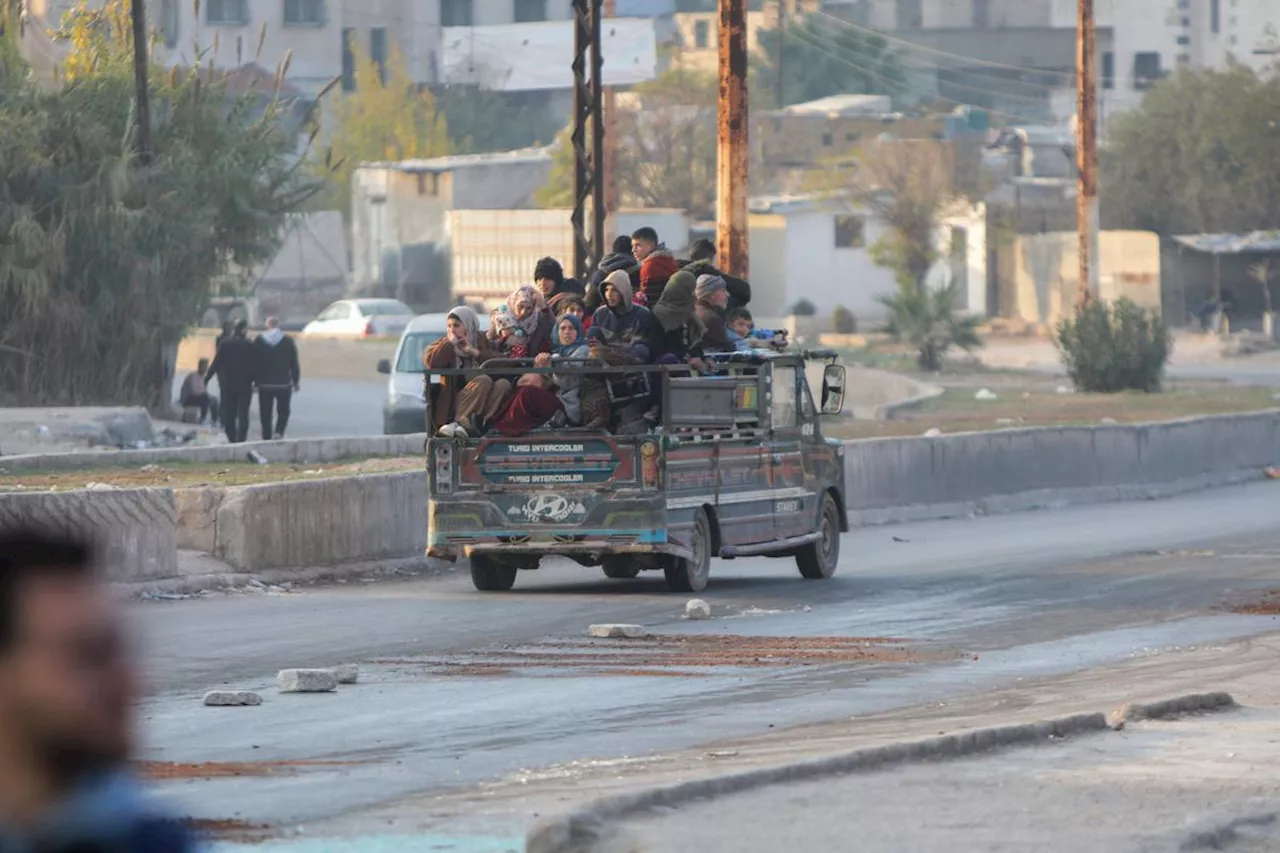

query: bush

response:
[790,298,817,316]
[1055,298,1170,393]
[877,282,981,371]
[832,305,858,334]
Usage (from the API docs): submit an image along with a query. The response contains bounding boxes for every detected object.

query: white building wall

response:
[776,211,898,322]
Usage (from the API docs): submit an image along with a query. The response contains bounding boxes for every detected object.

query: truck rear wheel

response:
[796,493,841,580]
[665,510,711,593]
[470,554,518,592]
[602,557,641,580]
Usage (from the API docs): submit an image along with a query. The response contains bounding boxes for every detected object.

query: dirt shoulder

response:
[0,456,421,491]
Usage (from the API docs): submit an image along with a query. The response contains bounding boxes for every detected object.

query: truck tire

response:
[796,493,841,580]
[665,510,712,593]
[470,554,517,592]
[602,557,641,579]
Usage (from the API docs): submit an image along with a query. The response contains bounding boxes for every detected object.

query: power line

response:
[815,10,1078,83]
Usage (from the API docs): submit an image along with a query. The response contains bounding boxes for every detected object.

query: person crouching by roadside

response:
[254,317,301,440]
[179,358,220,426]
[0,529,197,853]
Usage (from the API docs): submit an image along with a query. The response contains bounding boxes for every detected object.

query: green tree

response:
[321,37,451,214]
[752,14,906,109]
[879,282,981,372]
[537,69,718,217]
[1101,65,1280,235]
[0,0,316,408]
[434,85,563,154]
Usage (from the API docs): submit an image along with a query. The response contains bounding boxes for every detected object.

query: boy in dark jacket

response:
[533,257,585,303]
[587,270,657,363]
[253,316,301,440]
[585,235,642,314]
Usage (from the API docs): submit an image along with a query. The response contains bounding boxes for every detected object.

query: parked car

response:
[378,312,490,435]
[301,299,415,339]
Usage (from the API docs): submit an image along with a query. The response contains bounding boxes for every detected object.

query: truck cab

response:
[425,351,849,593]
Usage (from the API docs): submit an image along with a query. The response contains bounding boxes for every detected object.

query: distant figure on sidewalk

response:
[178,358,220,426]
[0,528,196,853]
[205,319,255,443]
[254,316,301,440]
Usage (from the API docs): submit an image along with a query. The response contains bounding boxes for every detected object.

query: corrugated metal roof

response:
[356,147,552,174]
[778,94,895,117]
[1172,231,1280,254]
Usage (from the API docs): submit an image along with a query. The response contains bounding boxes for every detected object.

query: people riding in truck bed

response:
[693,274,738,353]
[679,238,751,312]
[585,235,641,315]
[490,285,553,357]
[424,307,495,435]
[631,227,681,307]
[727,307,789,352]
[533,256,584,304]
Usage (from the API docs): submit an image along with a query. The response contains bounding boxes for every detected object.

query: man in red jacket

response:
[630,226,680,307]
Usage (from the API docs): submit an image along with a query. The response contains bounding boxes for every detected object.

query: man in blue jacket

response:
[0,529,197,853]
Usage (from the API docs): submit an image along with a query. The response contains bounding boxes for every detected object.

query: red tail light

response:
[364,319,376,337]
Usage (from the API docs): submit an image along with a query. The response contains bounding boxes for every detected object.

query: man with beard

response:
[585,236,641,314]
[0,529,194,852]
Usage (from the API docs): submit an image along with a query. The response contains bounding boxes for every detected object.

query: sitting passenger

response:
[651,270,706,367]
[426,307,499,437]
[486,355,564,437]
[548,292,590,331]
[489,285,552,356]
[587,270,656,366]
[727,307,789,352]
[693,274,736,353]
[489,305,529,358]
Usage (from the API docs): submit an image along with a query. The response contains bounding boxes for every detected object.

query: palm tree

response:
[878,282,982,371]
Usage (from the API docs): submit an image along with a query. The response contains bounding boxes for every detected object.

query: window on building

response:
[514,0,546,22]
[341,27,356,91]
[158,0,178,46]
[1101,51,1114,88]
[693,19,710,49]
[834,215,865,249]
[1211,0,1220,32]
[1176,35,1190,46]
[284,0,324,26]
[206,0,247,25]
[417,173,439,196]
[370,27,388,84]
[1133,52,1163,89]
[441,0,473,27]
[822,132,833,146]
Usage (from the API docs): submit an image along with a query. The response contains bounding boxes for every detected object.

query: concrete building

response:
[757,94,958,168]
[349,148,552,308]
[748,194,899,322]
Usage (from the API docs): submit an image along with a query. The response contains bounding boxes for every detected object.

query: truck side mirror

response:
[821,364,846,415]
[377,359,392,375]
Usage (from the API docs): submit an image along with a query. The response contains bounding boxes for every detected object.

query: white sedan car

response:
[301,299,416,339]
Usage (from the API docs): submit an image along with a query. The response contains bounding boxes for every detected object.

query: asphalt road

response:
[189,376,385,439]
[128,480,1280,850]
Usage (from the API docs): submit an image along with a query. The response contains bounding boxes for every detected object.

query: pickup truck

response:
[424,351,849,593]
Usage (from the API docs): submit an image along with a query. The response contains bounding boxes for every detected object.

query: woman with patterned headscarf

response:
[490,284,552,356]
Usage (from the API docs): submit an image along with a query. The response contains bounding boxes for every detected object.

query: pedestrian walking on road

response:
[253,317,301,440]
[0,528,196,853]
[205,319,255,443]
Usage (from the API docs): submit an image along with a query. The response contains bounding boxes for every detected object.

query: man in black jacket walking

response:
[204,319,255,443]
[253,317,301,440]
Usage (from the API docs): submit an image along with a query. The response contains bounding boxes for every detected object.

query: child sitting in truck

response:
[727,307,789,352]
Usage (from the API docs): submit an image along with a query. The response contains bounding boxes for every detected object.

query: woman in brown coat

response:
[423,307,495,433]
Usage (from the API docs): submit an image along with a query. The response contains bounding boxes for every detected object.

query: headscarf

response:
[652,270,699,332]
[446,306,480,359]
[602,269,634,314]
[507,284,547,336]
[553,313,585,356]
[695,274,728,301]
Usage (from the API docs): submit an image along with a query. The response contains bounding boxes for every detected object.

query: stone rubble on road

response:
[684,599,712,620]
[588,624,650,639]
[331,664,359,684]
[203,690,263,707]
[277,669,338,693]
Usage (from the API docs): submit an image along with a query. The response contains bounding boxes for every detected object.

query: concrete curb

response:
[1108,691,1236,729]
[1179,811,1279,851]
[872,379,945,420]
[120,555,454,598]
[529,693,1241,844]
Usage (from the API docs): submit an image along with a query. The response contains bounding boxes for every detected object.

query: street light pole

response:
[1076,0,1099,304]
[717,0,749,279]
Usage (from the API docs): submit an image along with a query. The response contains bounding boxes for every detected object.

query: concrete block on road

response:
[202,690,263,707]
[588,624,650,639]
[684,599,711,620]
[277,669,338,693]
[331,664,359,684]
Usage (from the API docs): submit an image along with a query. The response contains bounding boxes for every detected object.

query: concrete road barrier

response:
[0,488,176,582]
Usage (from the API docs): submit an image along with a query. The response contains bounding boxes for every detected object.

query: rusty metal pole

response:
[602,0,618,221]
[590,0,605,268]
[571,0,605,279]
[717,0,749,279]
[1076,0,1099,305]
[130,0,153,164]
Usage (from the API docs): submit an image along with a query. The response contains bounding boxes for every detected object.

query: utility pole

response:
[602,0,617,223]
[717,0,749,279]
[776,0,785,108]
[570,0,605,279]
[1075,0,1098,304]
[130,0,153,164]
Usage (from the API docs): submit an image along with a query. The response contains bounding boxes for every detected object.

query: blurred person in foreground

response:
[0,529,195,853]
